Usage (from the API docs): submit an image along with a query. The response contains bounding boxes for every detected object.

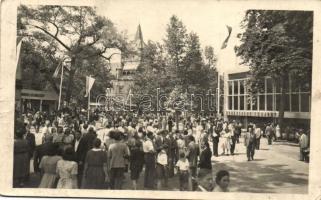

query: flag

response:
[85,76,95,97]
[221,25,232,49]
[16,37,23,80]
[52,61,62,78]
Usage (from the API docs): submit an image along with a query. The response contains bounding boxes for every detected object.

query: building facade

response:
[107,25,144,99]
[224,71,311,130]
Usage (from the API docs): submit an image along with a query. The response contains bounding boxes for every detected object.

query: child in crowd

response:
[175,152,190,191]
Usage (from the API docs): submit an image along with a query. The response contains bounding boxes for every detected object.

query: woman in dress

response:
[38,144,62,188]
[81,138,108,189]
[56,147,78,189]
[213,170,230,192]
[220,128,231,155]
[13,121,30,187]
[129,132,144,190]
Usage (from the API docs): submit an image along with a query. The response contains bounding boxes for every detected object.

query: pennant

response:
[52,61,62,78]
[221,25,232,49]
[85,76,95,97]
[16,37,23,80]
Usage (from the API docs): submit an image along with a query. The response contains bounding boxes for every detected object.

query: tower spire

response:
[135,24,144,51]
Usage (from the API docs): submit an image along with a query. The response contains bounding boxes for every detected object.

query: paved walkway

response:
[24,137,308,193]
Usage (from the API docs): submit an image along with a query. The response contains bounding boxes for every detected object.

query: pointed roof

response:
[134,24,145,50]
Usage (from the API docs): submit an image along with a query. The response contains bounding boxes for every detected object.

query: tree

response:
[164,15,188,86]
[18,5,127,103]
[131,41,168,112]
[236,10,313,129]
[204,46,217,67]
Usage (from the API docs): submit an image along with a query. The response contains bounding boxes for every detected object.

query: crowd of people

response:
[13,108,310,191]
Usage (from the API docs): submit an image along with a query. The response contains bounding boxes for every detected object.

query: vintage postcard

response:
[0,0,321,199]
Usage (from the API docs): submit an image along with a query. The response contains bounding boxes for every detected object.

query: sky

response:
[96,0,249,73]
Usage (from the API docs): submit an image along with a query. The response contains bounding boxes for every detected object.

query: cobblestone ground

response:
[24,137,308,193]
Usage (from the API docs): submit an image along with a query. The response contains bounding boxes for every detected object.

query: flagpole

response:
[88,75,91,121]
[58,61,64,110]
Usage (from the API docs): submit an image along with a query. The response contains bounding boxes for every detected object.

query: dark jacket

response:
[198,147,212,170]
[33,142,55,173]
[25,132,35,158]
[76,132,97,163]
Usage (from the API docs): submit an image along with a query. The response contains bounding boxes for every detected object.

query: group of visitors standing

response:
[13,108,309,191]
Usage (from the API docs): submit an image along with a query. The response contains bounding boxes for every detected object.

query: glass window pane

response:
[285,94,290,111]
[228,82,232,95]
[246,95,251,110]
[301,93,310,112]
[291,77,300,93]
[252,95,257,111]
[266,78,273,93]
[275,80,280,93]
[228,96,232,110]
[276,94,280,110]
[267,95,273,111]
[240,96,244,110]
[234,96,238,110]
[259,95,265,110]
[233,81,239,95]
[240,80,245,94]
[291,94,299,112]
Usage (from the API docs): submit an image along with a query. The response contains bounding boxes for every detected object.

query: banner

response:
[16,37,23,80]
[221,25,232,49]
[85,76,95,97]
[52,61,62,78]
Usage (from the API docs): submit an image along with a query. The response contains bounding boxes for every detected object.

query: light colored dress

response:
[56,160,78,189]
[220,131,231,152]
[38,155,62,188]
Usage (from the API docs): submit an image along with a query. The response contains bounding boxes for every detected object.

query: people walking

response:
[38,144,62,188]
[107,131,130,189]
[299,129,309,162]
[244,126,256,161]
[81,138,108,189]
[143,131,156,189]
[56,147,78,189]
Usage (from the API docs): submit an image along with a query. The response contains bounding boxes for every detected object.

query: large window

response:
[227,76,310,113]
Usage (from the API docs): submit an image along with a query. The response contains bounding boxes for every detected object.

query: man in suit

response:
[186,135,199,191]
[33,135,55,173]
[24,124,36,160]
[244,125,256,161]
[212,121,222,157]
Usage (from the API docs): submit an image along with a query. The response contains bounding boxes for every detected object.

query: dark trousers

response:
[236,133,240,143]
[109,167,124,189]
[212,137,219,156]
[246,143,255,160]
[144,153,156,189]
[230,136,236,154]
[179,171,189,191]
[78,162,84,188]
[268,135,273,145]
[189,166,197,191]
[256,138,261,150]
[168,156,175,177]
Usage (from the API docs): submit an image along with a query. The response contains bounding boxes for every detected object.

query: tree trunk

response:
[65,58,76,104]
[278,76,285,132]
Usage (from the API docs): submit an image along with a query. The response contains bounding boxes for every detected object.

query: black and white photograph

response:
[1,0,321,199]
